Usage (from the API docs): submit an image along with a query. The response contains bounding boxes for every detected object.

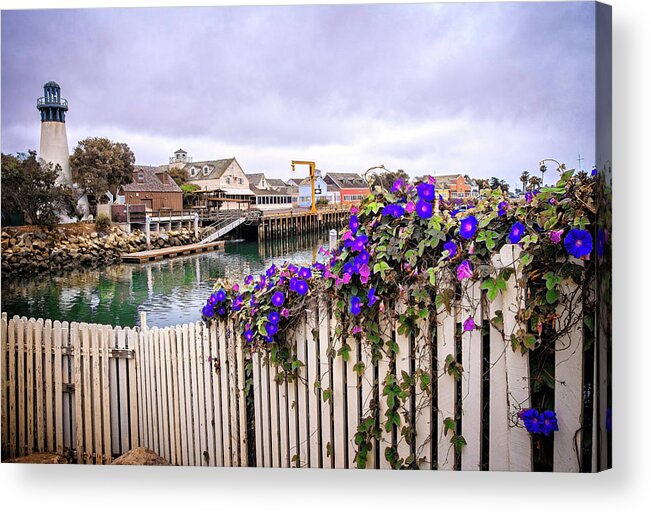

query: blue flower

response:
[498,201,509,216]
[509,222,526,244]
[349,215,360,234]
[459,216,478,239]
[217,306,226,316]
[415,200,433,219]
[521,409,542,434]
[345,234,368,253]
[202,304,215,318]
[564,229,593,258]
[391,179,404,193]
[289,277,298,292]
[298,267,312,280]
[349,296,362,315]
[525,192,533,203]
[416,182,436,202]
[266,322,279,336]
[265,264,277,277]
[355,250,370,266]
[295,279,309,295]
[268,311,281,324]
[232,296,243,312]
[539,410,559,436]
[381,204,405,218]
[244,329,254,342]
[342,262,354,276]
[591,167,598,177]
[264,336,275,343]
[443,240,457,259]
[271,291,285,307]
[287,264,298,274]
[367,288,377,307]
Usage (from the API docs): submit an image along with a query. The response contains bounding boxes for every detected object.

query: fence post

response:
[329,229,337,251]
[140,312,148,332]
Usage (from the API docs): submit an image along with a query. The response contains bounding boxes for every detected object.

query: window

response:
[238,177,243,185]
[190,167,197,177]
[137,172,144,183]
[203,165,210,176]
[226,177,231,185]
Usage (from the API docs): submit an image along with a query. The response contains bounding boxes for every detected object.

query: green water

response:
[1,235,328,329]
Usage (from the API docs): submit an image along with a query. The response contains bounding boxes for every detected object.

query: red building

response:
[323,172,370,205]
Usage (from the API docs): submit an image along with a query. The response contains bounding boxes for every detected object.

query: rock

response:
[111,447,171,466]
[6,452,68,464]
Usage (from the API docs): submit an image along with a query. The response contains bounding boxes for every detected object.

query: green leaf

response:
[545,288,559,304]
[443,417,455,437]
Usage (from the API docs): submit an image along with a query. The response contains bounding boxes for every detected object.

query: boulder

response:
[111,447,171,466]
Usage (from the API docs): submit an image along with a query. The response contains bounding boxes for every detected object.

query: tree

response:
[489,177,501,190]
[520,171,530,192]
[168,166,189,186]
[475,178,489,190]
[69,137,135,202]
[1,151,77,228]
[529,176,543,190]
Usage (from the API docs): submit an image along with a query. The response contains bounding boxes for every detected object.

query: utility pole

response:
[577,153,584,171]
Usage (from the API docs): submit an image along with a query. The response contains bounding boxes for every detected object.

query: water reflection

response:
[1,236,328,329]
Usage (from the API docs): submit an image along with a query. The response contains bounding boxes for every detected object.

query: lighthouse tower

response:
[36,81,89,218]
[37,81,72,186]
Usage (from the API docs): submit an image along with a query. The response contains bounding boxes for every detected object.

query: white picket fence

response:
[1,246,608,470]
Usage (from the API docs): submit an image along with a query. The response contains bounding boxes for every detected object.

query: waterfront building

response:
[246,173,287,192]
[420,174,479,200]
[118,166,183,211]
[250,185,293,211]
[326,183,341,204]
[297,169,329,208]
[323,172,370,204]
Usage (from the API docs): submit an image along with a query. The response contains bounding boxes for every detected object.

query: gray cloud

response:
[2,3,597,185]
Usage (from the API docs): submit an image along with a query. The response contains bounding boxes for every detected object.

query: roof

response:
[246,173,266,186]
[174,148,187,154]
[185,158,236,180]
[266,178,287,188]
[250,185,292,196]
[122,166,182,193]
[323,172,368,189]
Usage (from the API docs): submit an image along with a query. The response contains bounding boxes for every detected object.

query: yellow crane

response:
[291,160,318,214]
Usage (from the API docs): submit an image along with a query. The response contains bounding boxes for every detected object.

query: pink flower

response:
[549,229,564,244]
[468,242,475,255]
[342,273,352,284]
[359,264,371,284]
[463,316,476,332]
[342,230,354,242]
[379,302,385,313]
[324,268,334,279]
[232,284,239,292]
[405,201,416,214]
[350,206,359,214]
[457,260,473,281]
[427,176,436,184]
[352,326,362,335]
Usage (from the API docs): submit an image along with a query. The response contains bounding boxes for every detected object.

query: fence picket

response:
[26,317,35,455]
[414,316,433,470]
[226,322,239,467]
[306,303,321,468]
[1,314,8,456]
[217,320,231,466]
[360,339,376,469]
[204,323,217,466]
[553,273,584,472]
[117,327,130,456]
[268,352,280,467]
[101,326,112,463]
[296,319,309,467]
[346,335,360,469]
[331,312,346,469]
[8,318,18,459]
[461,280,483,471]
[395,301,411,466]
[43,319,54,452]
[318,299,333,469]
[208,322,223,466]
[377,315,391,469]
[34,319,45,453]
[128,328,139,452]
[436,299,456,470]
[235,320,247,467]
[252,351,263,467]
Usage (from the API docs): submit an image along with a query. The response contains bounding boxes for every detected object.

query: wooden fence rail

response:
[1,246,608,470]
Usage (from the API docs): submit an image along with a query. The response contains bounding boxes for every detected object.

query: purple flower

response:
[295,279,309,295]
[346,234,368,253]
[564,229,593,258]
[367,287,377,307]
[450,209,459,218]
[405,201,416,214]
[416,182,436,202]
[352,325,362,335]
[549,229,564,244]
[381,204,405,218]
[266,264,277,277]
[359,264,371,284]
[268,311,281,324]
[521,409,542,434]
[443,240,457,259]
[271,291,285,307]
[463,316,476,332]
[289,277,298,292]
[298,267,312,280]
[281,308,290,318]
[391,179,404,193]
[540,410,559,436]
[266,322,279,336]
[415,200,433,219]
[244,329,254,342]
[591,167,598,177]
[264,336,274,343]
[525,192,533,203]
[202,304,215,318]
[349,296,362,316]
[355,250,371,266]
[313,262,326,272]
[459,216,478,239]
[349,215,359,234]
[232,296,243,312]
[287,264,298,274]
[217,306,226,316]
[498,201,509,216]
[509,222,526,244]
[456,260,473,281]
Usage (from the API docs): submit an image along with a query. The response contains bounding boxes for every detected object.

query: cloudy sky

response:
[1,2,596,186]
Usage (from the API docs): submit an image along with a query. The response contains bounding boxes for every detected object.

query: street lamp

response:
[538,158,563,186]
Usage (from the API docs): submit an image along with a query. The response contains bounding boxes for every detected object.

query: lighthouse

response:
[36,81,89,217]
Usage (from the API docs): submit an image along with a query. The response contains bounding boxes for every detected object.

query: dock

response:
[121,240,225,263]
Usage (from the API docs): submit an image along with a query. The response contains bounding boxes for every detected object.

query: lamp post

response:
[538,158,562,187]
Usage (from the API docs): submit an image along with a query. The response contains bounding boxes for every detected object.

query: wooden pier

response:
[121,240,225,263]
[257,208,349,241]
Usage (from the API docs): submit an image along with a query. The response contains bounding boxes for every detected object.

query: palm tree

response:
[520,171,530,192]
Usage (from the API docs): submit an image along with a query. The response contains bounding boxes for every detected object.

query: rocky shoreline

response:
[1,226,203,277]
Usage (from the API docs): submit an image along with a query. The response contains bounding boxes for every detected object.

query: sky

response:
[1,2,597,187]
